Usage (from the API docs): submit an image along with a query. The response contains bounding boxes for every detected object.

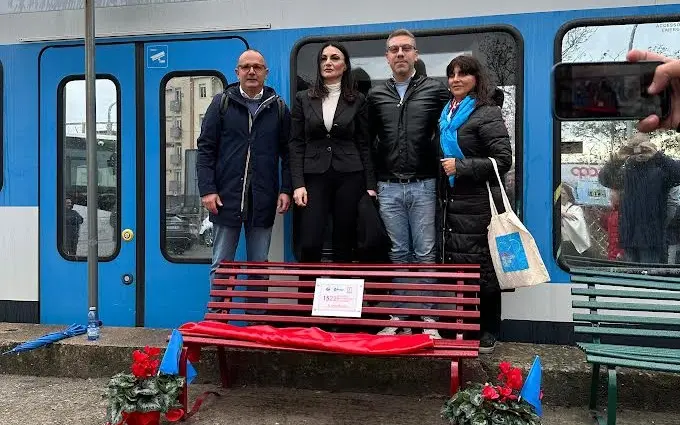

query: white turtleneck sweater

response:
[322,82,341,132]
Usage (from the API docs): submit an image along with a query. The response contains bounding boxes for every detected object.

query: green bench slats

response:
[585,355,680,373]
[578,343,680,363]
[573,313,680,327]
[578,343,680,358]
[570,268,680,284]
[588,350,680,366]
[571,288,680,301]
[574,326,680,339]
[571,275,680,291]
[570,268,680,425]
[572,300,680,313]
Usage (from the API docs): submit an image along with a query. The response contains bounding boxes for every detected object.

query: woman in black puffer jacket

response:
[438,55,513,354]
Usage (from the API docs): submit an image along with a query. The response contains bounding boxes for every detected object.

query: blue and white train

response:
[0,0,678,344]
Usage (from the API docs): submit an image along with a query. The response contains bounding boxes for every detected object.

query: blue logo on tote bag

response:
[496,232,529,272]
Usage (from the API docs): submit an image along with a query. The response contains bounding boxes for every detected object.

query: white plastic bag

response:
[486,158,550,289]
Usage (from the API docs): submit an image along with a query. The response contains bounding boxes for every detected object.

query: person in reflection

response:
[367,29,450,339]
[560,184,591,257]
[599,133,680,264]
[290,42,376,263]
[438,55,512,354]
[600,190,624,261]
[63,197,83,257]
[351,67,372,96]
[196,49,292,309]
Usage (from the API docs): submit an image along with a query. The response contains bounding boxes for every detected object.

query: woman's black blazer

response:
[289,89,376,190]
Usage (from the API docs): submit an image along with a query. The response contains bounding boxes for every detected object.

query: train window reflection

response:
[293,30,522,260]
[59,78,120,260]
[557,21,680,269]
[162,74,225,262]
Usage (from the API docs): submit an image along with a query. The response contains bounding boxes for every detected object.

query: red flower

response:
[498,386,513,398]
[499,361,511,374]
[144,346,161,357]
[506,368,523,390]
[130,348,161,378]
[539,390,544,401]
[481,384,500,400]
[132,349,149,363]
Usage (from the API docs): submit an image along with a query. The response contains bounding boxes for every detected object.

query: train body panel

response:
[0,0,678,341]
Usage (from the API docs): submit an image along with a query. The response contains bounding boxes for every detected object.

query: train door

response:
[142,38,247,328]
[39,44,137,326]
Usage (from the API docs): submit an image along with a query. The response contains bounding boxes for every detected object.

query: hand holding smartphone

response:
[552,60,672,121]
[626,49,680,133]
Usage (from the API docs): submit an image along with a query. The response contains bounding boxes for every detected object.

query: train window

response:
[556,19,680,270]
[161,73,225,262]
[59,77,120,261]
[292,29,523,260]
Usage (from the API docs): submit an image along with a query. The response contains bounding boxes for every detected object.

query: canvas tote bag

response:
[486,158,550,289]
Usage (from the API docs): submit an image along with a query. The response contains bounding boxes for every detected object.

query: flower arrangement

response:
[441,361,542,425]
[104,346,185,425]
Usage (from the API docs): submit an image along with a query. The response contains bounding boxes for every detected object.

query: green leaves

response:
[441,386,542,425]
[103,371,185,424]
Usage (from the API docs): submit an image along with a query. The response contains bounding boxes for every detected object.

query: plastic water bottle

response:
[87,307,100,341]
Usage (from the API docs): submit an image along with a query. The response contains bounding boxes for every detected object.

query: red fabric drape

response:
[179,321,434,355]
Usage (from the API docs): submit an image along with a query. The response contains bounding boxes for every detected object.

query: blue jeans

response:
[377,179,437,314]
[210,223,272,310]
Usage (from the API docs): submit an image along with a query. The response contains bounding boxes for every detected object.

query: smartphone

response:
[552,61,671,121]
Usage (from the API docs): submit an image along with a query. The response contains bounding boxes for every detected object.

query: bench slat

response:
[571,288,680,301]
[572,300,680,313]
[570,275,680,291]
[222,261,480,271]
[570,268,680,284]
[216,267,480,280]
[209,302,481,319]
[213,279,481,292]
[573,313,680,327]
[181,335,479,358]
[212,290,478,305]
[574,326,680,339]
[583,354,680,373]
[584,349,680,365]
[204,313,481,331]
[578,343,680,359]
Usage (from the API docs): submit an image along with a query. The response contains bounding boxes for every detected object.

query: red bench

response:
[177,261,480,412]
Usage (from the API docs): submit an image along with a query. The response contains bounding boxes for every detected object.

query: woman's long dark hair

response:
[445,55,493,106]
[309,41,357,103]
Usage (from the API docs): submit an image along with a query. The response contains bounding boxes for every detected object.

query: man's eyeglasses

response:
[238,64,266,73]
[387,44,415,54]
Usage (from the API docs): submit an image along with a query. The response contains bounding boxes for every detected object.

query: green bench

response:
[570,268,680,425]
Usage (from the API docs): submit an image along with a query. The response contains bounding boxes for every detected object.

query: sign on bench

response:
[311,278,364,318]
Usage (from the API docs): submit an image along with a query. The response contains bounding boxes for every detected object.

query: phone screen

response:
[552,61,670,120]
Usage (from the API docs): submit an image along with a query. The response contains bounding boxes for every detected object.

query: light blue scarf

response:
[439,96,476,186]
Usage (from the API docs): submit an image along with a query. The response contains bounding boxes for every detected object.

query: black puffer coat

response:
[440,104,512,294]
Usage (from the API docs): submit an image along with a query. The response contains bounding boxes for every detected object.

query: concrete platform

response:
[0,322,677,413]
[1,375,678,425]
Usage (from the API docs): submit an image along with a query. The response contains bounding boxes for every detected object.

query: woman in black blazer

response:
[290,41,376,262]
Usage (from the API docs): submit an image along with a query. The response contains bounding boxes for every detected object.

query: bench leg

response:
[606,367,618,425]
[450,360,460,395]
[589,363,600,410]
[178,347,189,420]
[217,346,230,389]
